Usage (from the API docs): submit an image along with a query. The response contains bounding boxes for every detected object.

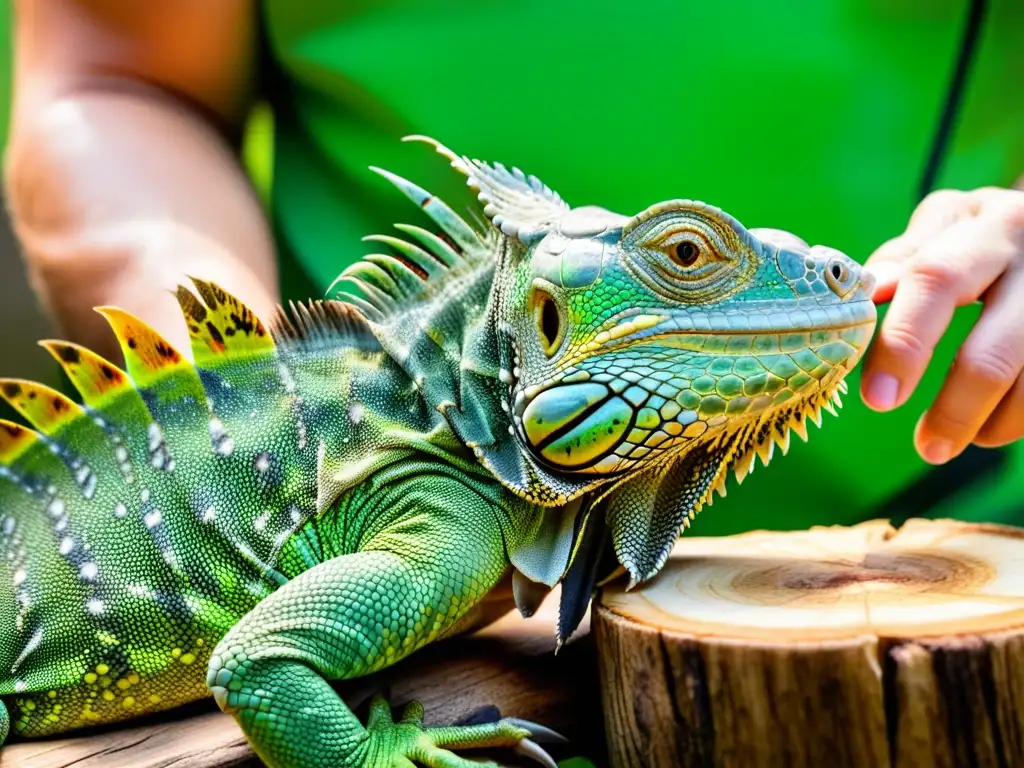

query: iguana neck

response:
[363,237,614,511]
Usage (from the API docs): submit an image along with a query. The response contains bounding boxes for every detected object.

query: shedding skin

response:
[0,138,875,767]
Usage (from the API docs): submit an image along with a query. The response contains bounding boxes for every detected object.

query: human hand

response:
[860,187,1024,464]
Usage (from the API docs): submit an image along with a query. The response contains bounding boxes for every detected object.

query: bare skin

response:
[862,187,1024,463]
[4,1,1022,463]
[5,0,276,363]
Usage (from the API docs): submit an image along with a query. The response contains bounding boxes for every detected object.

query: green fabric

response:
[260,0,1024,533]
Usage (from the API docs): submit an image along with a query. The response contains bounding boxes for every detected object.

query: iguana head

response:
[488,179,877,590]
[335,138,876,595]
[502,202,875,480]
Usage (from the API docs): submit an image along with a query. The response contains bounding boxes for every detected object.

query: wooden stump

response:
[594,518,1024,768]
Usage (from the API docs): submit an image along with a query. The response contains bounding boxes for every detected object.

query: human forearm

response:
[5,0,269,362]
[4,86,277,362]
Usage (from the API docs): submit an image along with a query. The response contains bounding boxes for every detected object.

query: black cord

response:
[916,0,987,201]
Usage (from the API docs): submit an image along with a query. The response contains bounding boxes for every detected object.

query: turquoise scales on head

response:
[0,137,876,768]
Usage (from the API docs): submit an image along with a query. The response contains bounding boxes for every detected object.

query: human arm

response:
[860,185,1024,464]
[4,0,277,362]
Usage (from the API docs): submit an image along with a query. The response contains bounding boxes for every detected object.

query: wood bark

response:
[1,594,601,767]
[594,518,1024,768]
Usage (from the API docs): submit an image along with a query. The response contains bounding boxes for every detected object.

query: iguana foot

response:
[362,693,565,768]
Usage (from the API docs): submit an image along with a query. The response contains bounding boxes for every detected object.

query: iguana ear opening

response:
[404,136,568,245]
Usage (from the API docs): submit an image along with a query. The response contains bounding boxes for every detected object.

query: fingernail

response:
[921,439,953,465]
[864,373,899,410]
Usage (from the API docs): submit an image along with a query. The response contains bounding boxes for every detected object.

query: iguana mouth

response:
[510,311,875,409]
[596,297,877,344]
[509,298,876,407]
[507,310,874,477]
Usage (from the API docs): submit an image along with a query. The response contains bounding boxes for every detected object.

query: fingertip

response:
[872,284,897,305]
[913,415,959,465]
[861,372,900,411]
[919,438,956,465]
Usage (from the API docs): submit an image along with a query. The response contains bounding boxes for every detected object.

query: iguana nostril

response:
[824,255,859,298]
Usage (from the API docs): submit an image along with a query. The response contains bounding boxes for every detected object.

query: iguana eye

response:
[651,231,719,279]
[619,208,752,300]
[671,241,701,268]
[532,286,565,357]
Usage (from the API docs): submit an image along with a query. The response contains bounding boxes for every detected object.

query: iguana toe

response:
[362,693,564,768]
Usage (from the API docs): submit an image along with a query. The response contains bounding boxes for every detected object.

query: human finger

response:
[864,189,978,302]
[973,370,1024,448]
[860,216,1016,412]
[912,264,1024,462]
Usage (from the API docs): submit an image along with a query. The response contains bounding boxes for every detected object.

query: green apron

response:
[259,0,1024,533]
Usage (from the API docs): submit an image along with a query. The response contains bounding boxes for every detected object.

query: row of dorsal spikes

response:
[0,278,274,466]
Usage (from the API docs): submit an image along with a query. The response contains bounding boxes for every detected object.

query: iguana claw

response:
[515,738,559,768]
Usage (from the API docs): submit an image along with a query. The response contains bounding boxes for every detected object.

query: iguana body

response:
[0,138,876,767]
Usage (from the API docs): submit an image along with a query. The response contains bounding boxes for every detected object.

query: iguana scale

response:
[0,137,877,767]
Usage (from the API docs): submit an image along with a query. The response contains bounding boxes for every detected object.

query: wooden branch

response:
[2,595,602,768]
[594,518,1024,768]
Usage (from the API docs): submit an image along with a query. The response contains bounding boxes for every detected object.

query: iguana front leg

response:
[206,477,560,768]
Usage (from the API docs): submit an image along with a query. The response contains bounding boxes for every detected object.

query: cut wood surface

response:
[2,594,601,768]
[594,518,1024,768]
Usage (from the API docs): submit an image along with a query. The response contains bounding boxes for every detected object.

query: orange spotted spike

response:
[0,378,84,435]
[39,340,131,407]
[176,279,274,367]
[93,307,190,388]
[0,419,39,464]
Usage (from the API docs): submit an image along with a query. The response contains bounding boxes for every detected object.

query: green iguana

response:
[0,137,876,767]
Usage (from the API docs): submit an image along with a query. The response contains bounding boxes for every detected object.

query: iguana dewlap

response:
[0,138,876,768]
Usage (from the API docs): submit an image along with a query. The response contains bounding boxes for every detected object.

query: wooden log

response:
[594,518,1024,768]
[1,593,603,767]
